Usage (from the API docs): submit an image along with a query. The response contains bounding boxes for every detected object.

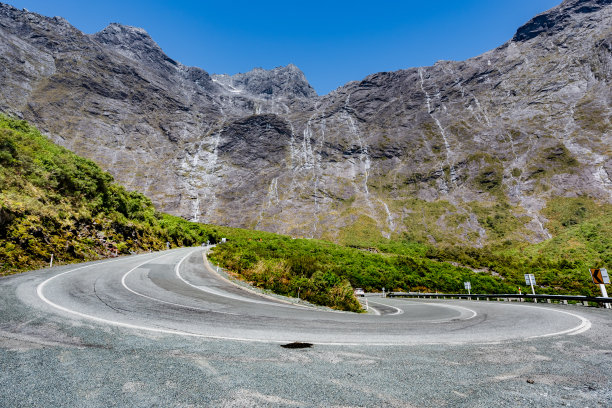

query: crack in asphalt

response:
[93,277,129,315]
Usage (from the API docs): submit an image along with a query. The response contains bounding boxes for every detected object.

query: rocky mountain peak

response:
[0,2,85,51]
[94,23,151,44]
[1,0,611,246]
[212,64,317,98]
[513,0,611,42]
[92,22,178,67]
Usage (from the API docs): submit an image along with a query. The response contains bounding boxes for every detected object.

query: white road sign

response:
[599,268,610,284]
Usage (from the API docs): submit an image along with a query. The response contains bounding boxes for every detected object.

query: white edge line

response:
[518,304,592,338]
[35,250,289,343]
[394,298,478,321]
[35,250,592,346]
[121,250,243,317]
[400,298,591,338]
[366,300,381,316]
[366,299,403,315]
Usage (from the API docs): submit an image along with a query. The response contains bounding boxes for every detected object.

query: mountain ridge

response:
[0,0,610,247]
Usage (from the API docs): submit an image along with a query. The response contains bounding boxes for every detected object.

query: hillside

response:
[0,114,219,274]
[209,196,611,302]
[0,115,362,310]
[1,115,608,312]
[0,0,610,246]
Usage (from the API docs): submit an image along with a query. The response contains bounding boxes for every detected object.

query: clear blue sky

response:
[7,0,561,95]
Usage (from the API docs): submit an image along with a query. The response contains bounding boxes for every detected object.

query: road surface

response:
[1,247,611,407]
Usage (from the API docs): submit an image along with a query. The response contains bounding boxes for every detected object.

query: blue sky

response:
[7,0,561,95]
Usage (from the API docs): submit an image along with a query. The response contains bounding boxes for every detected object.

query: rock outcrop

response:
[0,0,610,245]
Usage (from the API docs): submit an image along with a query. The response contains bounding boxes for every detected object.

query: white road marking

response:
[36,250,285,342]
[392,299,478,322]
[364,299,381,316]
[366,299,403,316]
[175,250,305,309]
[120,250,243,317]
[34,250,593,345]
[395,298,591,337]
[422,302,478,320]
[515,304,592,338]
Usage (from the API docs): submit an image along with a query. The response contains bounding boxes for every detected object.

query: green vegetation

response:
[209,234,516,312]
[422,197,612,297]
[0,114,220,275]
[2,114,609,311]
[213,192,611,305]
[527,144,579,181]
[210,192,609,305]
[573,93,611,134]
[469,201,531,241]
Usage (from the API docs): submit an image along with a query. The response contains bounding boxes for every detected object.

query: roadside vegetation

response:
[423,198,612,297]
[208,235,516,312]
[0,114,220,275]
[1,114,609,311]
[209,197,610,310]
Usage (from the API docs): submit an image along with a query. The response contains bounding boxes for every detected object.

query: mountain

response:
[2,114,610,302]
[0,0,610,247]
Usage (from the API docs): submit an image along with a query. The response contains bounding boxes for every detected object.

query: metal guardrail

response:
[387,292,612,307]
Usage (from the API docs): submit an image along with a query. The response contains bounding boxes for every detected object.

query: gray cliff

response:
[0,0,610,245]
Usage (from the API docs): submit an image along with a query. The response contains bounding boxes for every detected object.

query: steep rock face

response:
[212,64,317,98]
[0,0,611,246]
[513,0,611,41]
[92,23,178,68]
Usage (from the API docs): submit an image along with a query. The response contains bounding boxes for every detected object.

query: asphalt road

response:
[1,247,611,407]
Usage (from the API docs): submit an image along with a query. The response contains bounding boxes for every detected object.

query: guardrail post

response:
[562,300,567,305]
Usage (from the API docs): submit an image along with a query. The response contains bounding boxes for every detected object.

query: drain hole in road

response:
[281,342,313,349]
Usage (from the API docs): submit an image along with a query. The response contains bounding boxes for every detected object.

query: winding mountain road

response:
[1,248,611,407]
[29,247,590,345]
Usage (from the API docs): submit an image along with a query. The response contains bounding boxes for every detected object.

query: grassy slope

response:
[0,115,221,274]
[209,235,516,312]
[409,197,612,297]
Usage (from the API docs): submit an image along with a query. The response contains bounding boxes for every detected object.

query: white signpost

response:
[524,274,536,295]
[590,268,610,309]
[464,281,471,295]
